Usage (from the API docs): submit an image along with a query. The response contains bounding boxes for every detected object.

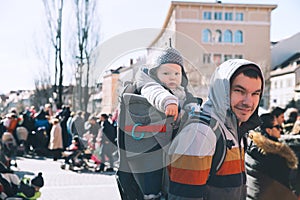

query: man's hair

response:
[260,113,275,130]
[101,113,109,119]
[230,64,263,86]
[270,106,286,117]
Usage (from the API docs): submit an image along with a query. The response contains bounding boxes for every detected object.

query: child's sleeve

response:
[141,82,178,113]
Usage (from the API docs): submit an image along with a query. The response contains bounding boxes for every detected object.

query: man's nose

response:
[243,94,253,105]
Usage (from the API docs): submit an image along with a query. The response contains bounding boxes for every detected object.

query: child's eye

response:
[163,72,169,75]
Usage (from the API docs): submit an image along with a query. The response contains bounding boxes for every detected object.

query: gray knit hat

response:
[150,47,188,87]
[155,48,184,68]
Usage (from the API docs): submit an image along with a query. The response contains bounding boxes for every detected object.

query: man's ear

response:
[265,128,272,135]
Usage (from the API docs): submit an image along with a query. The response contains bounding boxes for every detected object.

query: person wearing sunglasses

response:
[245,113,298,200]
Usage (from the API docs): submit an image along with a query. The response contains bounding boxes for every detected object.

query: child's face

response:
[156,63,182,90]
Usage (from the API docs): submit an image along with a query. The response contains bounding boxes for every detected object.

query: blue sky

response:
[0,0,299,94]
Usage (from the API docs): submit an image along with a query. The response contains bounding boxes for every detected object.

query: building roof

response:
[274,52,300,69]
[271,53,300,77]
[271,32,300,69]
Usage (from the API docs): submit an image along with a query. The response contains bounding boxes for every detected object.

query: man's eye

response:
[252,92,261,96]
[234,89,243,93]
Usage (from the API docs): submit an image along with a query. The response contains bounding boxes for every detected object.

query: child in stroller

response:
[62,136,82,165]
[61,135,102,172]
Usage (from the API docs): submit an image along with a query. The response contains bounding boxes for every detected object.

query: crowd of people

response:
[0,104,118,199]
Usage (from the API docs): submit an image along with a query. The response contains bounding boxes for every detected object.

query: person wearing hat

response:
[31,172,44,199]
[137,47,197,122]
[15,172,44,200]
[119,47,200,200]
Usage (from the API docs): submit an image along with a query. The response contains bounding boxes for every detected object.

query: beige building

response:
[149,1,276,107]
[99,1,277,113]
[100,69,122,114]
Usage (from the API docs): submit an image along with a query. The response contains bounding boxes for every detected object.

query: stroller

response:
[61,136,102,172]
[1,132,17,168]
[15,126,29,156]
[26,126,49,156]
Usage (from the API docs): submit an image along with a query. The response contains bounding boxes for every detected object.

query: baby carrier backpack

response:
[117,81,173,200]
[116,81,206,199]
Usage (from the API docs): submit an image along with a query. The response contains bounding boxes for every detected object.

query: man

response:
[246,113,298,200]
[270,106,285,134]
[168,59,264,200]
[71,111,85,138]
[99,113,117,171]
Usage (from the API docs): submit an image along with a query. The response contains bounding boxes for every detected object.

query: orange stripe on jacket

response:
[216,148,245,176]
[169,166,210,185]
[224,148,245,161]
[170,154,212,170]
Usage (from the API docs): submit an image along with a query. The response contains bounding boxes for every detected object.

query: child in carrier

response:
[118,46,202,199]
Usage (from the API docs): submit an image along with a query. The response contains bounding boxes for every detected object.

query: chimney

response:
[130,58,133,65]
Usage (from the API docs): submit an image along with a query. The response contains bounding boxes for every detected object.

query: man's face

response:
[156,63,182,90]
[269,120,282,138]
[230,73,262,124]
[276,113,285,125]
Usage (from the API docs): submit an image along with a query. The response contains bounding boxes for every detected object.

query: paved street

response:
[13,156,121,200]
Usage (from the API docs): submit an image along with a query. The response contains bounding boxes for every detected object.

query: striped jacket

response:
[167,59,264,200]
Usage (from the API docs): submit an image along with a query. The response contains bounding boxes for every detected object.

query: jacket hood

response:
[203,59,264,133]
[249,131,298,169]
[135,65,159,89]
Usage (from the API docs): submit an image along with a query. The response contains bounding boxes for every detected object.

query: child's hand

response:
[165,104,178,121]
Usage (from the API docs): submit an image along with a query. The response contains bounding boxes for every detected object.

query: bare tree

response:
[72,0,100,112]
[42,0,64,109]
[31,30,54,110]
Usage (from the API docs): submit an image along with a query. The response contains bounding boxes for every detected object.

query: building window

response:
[225,12,233,21]
[224,30,232,43]
[215,30,222,43]
[236,12,244,21]
[213,54,222,65]
[287,79,292,87]
[224,54,232,61]
[202,29,212,43]
[214,12,222,20]
[234,30,243,43]
[203,53,211,64]
[234,54,243,59]
[203,11,212,20]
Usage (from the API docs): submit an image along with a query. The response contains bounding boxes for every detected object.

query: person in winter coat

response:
[71,111,85,138]
[168,59,264,200]
[99,113,116,172]
[48,118,63,161]
[246,113,298,200]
